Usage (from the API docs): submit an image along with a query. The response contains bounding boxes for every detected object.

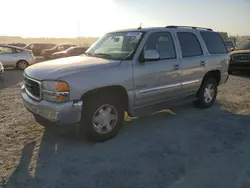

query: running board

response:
[129,94,197,117]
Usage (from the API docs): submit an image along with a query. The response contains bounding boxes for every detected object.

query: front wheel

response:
[195,77,218,108]
[80,93,125,142]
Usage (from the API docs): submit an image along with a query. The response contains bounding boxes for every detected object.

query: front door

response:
[133,31,182,107]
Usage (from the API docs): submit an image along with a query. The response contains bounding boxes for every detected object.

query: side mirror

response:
[144,50,160,61]
[230,47,235,52]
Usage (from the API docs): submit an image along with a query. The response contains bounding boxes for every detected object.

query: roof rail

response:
[165,25,213,31]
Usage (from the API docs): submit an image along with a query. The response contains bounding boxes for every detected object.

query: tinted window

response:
[177,32,203,58]
[144,32,176,59]
[0,47,13,54]
[225,41,233,46]
[200,31,227,54]
[236,41,250,50]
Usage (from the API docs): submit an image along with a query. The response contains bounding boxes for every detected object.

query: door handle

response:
[200,61,206,66]
[173,64,180,70]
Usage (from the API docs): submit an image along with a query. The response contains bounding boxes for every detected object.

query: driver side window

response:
[144,32,176,60]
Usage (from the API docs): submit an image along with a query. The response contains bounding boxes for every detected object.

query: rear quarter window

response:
[200,31,227,54]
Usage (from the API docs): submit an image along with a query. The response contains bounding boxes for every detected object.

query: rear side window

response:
[200,31,227,54]
[177,32,203,58]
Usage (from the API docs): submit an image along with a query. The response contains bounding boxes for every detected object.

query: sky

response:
[1,0,250,38]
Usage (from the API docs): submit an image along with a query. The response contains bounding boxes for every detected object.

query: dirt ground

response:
[0,70,250,188]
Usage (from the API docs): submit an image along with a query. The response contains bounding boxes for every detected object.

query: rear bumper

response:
[21,85,83,125]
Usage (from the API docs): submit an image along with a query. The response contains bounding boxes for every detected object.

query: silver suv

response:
[21,26,229,141]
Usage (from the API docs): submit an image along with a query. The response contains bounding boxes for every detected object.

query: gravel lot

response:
[0,70,250,188]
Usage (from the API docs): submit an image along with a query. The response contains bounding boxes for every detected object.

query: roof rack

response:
[165,25,213,31]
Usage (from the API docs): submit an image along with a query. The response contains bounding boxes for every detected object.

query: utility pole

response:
[138,22,142,29]
[77,19,81,44]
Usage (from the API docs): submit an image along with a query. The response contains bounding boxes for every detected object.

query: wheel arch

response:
[197,70,221,97]
[81,85,129,111]
[202,70,221,85]
[16,59,29,67]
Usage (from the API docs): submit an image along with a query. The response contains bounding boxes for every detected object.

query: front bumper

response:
[229,60,250,71]
[21,85,83,125]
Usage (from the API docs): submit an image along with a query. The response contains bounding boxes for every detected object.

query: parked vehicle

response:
[41,44,76,60]
[224,40,235,52]
[228,39,250,74]
[52,46,89,59]
[21,26,229,141]
[8,43,27,48]
[0,45,36,69]
[25,43,56,56]
[0,62,4,74]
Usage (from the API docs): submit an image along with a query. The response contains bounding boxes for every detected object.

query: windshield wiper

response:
[92,53,113,59]
[84,52,92,56]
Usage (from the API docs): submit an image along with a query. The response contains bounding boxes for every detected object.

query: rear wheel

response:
[80,93,125,142]
[16,60,28,70]
[195,77,218,108]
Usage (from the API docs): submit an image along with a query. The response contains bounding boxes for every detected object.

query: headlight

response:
[41,81,70,102]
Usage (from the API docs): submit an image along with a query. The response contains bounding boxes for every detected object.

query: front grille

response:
[232,54,250,61]
[24,76,41,99]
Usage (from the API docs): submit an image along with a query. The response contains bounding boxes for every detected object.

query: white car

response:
[0,45,36,70]
[0,62,4,74]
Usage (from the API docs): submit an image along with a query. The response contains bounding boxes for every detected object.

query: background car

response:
[25,43,56,56]
[0,62,4,74]
[224,40,235,52]
[52,46,89,59]
[41,44,76,60]
[8,43,27,48]
[0,45,36,70]
[229,39,250,74]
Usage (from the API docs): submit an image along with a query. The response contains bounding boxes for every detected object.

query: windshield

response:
[85,31,144,60]
[236,41,250,50]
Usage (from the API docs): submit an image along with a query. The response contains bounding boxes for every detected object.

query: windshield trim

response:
[86,31,146,60]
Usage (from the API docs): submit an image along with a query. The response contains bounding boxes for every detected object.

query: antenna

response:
[138,22,142,29]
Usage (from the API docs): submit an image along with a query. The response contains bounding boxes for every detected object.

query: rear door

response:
[176,31,206,95]
[199,31,228,76]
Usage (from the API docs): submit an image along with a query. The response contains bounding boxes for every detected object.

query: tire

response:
[16,60,28,70]
[195,77,218,108]
[80,93,125,142]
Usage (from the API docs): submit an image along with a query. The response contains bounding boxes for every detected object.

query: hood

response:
[229,49,250,55]
[24,55,121,80]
